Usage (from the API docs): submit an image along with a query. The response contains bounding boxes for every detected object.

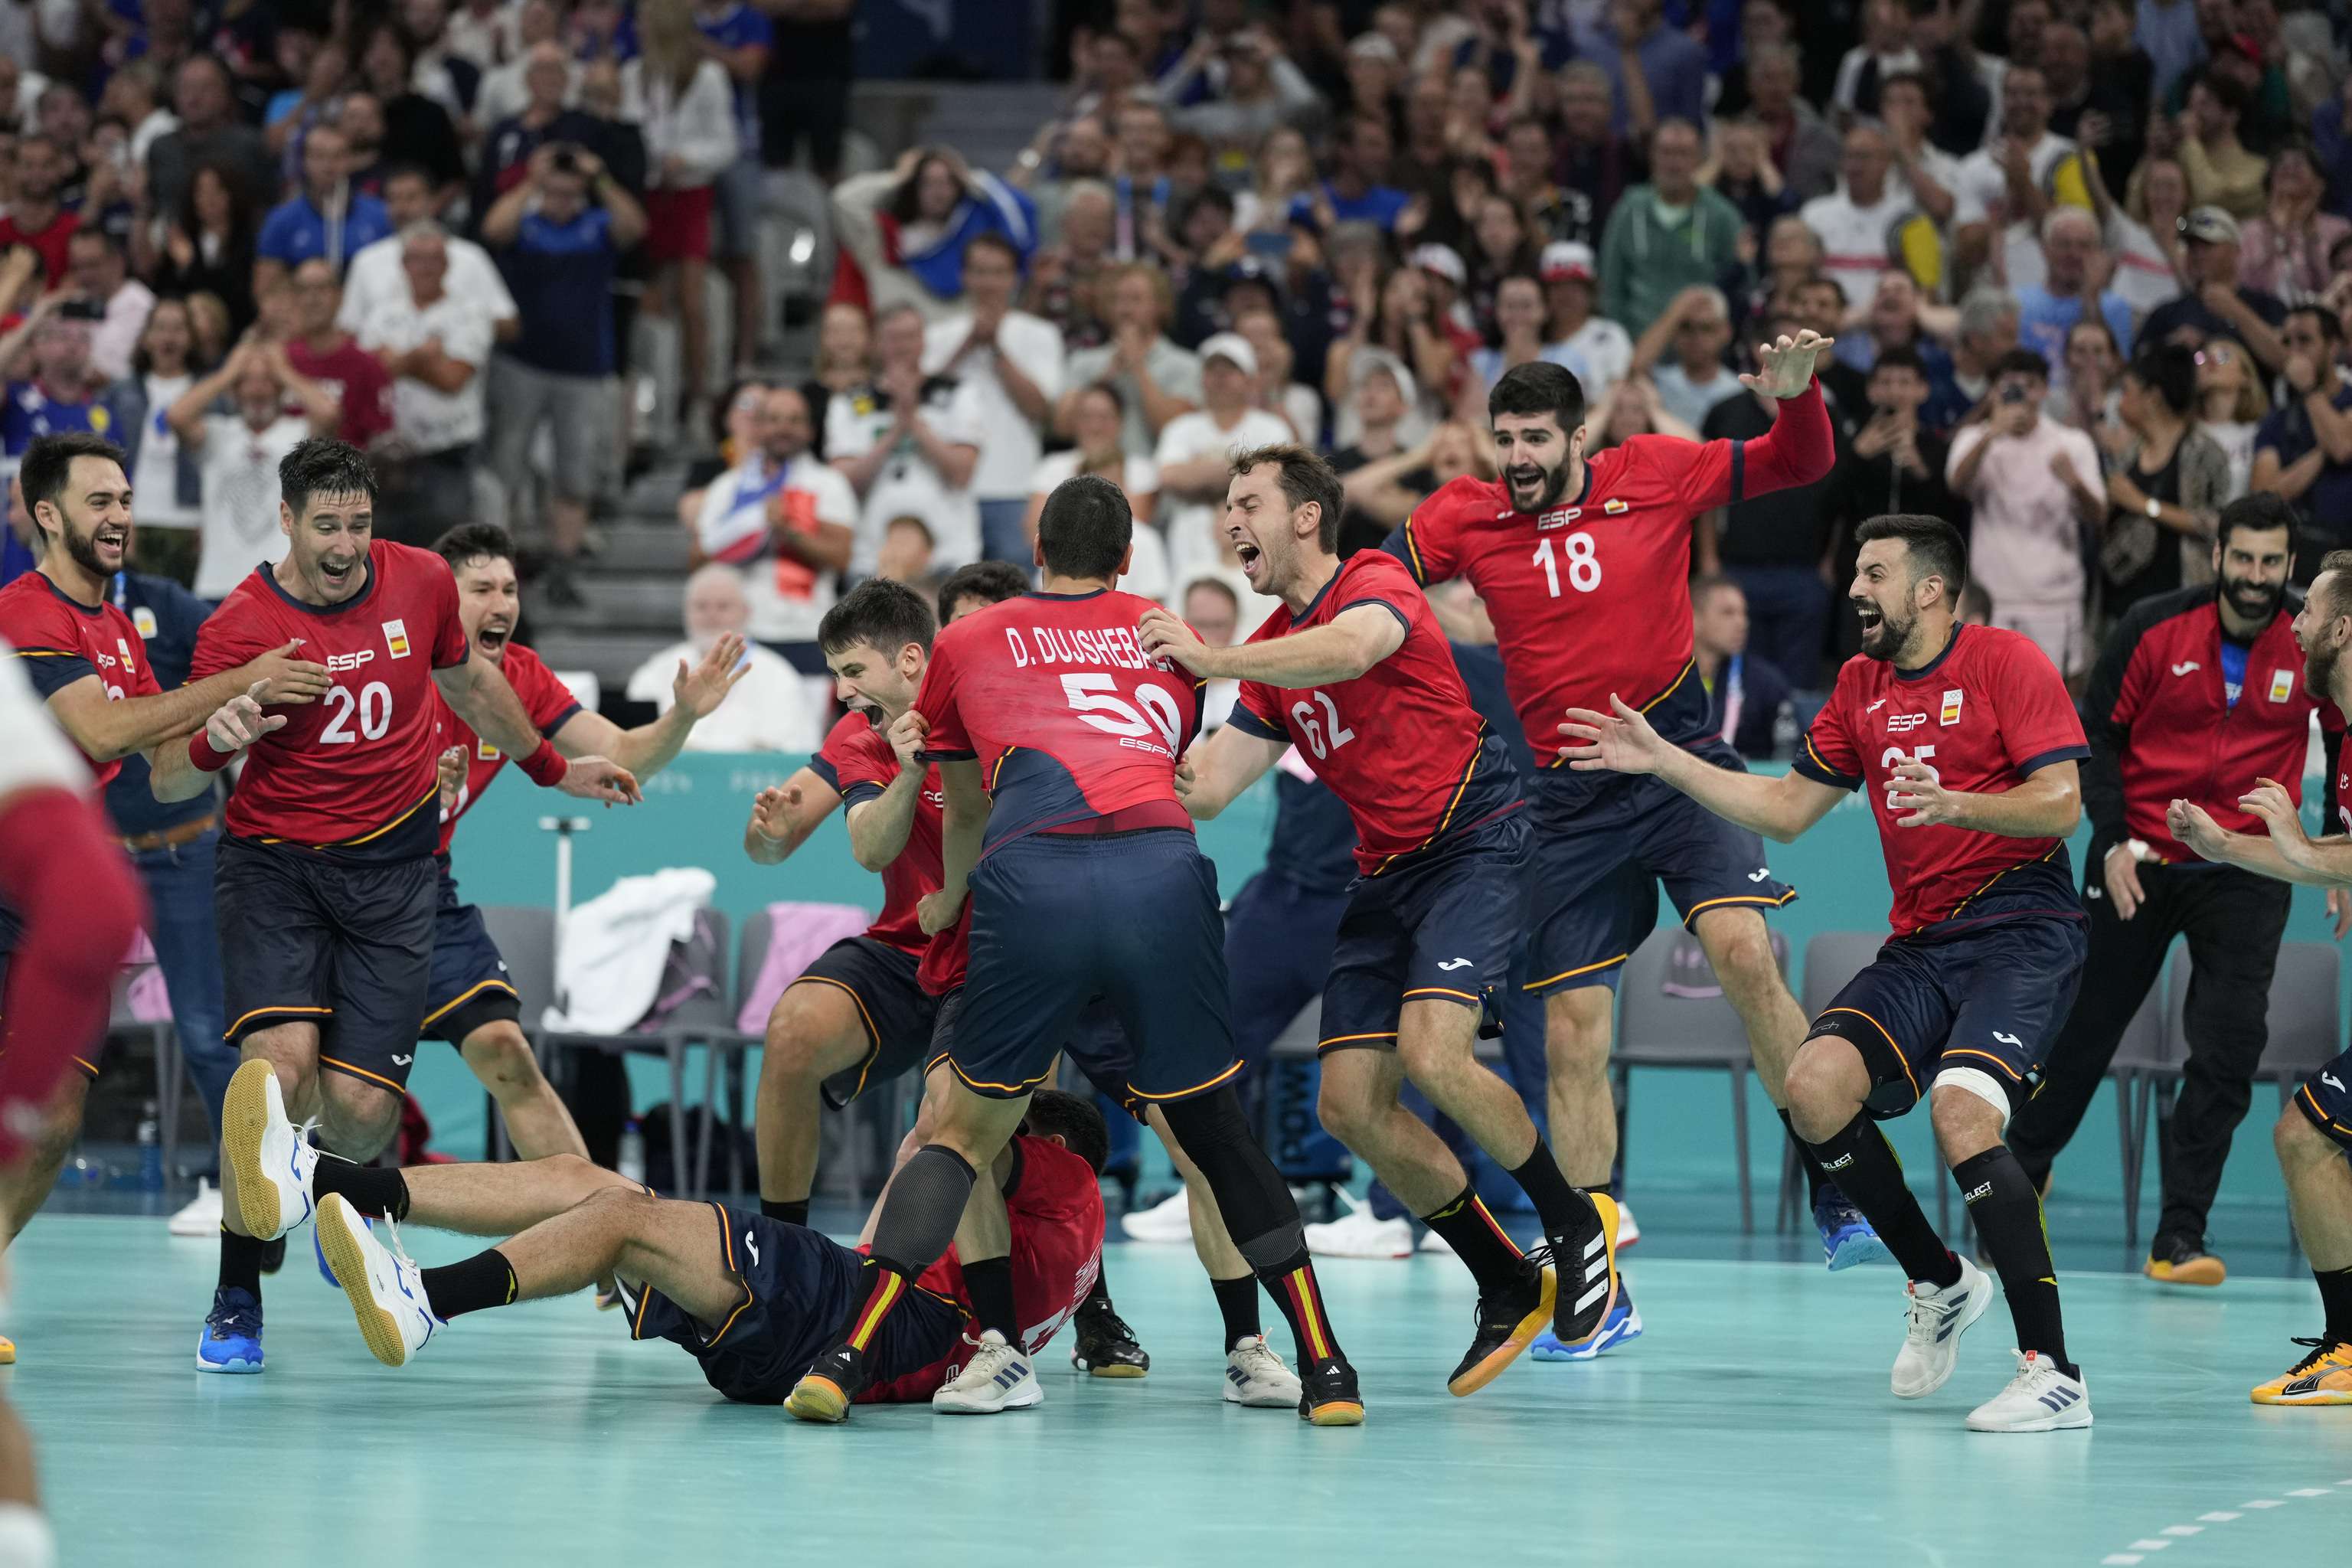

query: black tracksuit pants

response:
[2007,860,2292,1250]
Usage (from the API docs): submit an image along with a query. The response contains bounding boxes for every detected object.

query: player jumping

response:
[184,437,640,1374]
[1144,444,1619,1396]
[1563,514,2095,1432]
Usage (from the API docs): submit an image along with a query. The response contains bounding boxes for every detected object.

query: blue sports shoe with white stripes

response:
[195,1287,263,1374]
[1530,1281,1642,1362]
[1815,1191,1893,1272]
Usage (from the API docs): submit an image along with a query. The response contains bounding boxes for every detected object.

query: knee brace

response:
[1159,1084,1302,1269]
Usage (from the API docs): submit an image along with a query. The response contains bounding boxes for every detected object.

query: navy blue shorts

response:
[2296,1048,2352,1155]
[932,986,1142,1119]
[800,936,939,1110]
[214,835,437,1096]
[1320,812,1528,1053]
[418,866,519,1046]
[1807,913,2089,1119]
[1522,753,1794,995]
[626,1201,962,1404]
[951,828,1238,1106]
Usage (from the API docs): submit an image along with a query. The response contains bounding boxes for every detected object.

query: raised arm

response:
[1138,601,1404,688]
[844,710,932,872]
[743,766,843,864]
[45,639,328,766]
[551,632,748,779]
[434,658,642,804]
[1559,692,1847,842]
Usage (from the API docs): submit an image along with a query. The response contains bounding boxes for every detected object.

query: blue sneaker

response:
[1530,1282,1642,1362]
[315,1211,373,1284]
[195,1287,263,1374]
[1814,1191,1893,1272]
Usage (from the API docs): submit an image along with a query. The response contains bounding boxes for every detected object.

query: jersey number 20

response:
[321,681,394,744]
[1532,533,1602,596]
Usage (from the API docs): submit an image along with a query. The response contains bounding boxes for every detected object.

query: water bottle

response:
[618,1119,646,1187]
[1771,701,1800,761]
[136,1100,163,1191]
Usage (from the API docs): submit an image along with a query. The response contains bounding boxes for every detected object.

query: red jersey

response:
[190,541,469,861]
[433,642,583,854]
[1793,625,2091,934]
[808,710,943,958]
[0,210,77,287]
[1396,383,1834,763]
[0,572,164,791]
[1230,551,1519,874]
[861,1135,1106,1403]
[284,335,396,450]
[913,588,1201,854]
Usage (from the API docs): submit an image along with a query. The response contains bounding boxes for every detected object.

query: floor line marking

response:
[2241,1500,2285,1508]
[2158,1526,2202,1537]
[2125,1541,2171,1552]
[2101,1557,2144,1566]
[2288,1488,2331,1498]
[2196,1513,2240,1523]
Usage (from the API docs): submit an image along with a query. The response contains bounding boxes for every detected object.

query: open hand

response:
[1557,694,1671,774]
[559,755,642,806]
[2239,776,2311,861]
[204,682,286,755]
[1138,606,1216,673]
[749,782,803,843]
[2101,841,2145,919]
[1740,331,1835,399]
[674,631,750,719]
[240,639,331,705]
[1887,760,1960,827]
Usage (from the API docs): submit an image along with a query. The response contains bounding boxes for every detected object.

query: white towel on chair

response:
[543,867,717,1034]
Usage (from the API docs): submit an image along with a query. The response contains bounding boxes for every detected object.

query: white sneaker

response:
[1119,1187,1192,1244]
[1418,1226,1455,1255]
[1305,1203,1414,1259]
[316,1194,439,1368]
[932,1328,1044,1413]
[1615,1200,1641,1249]
[221,1060,317,1241]
[1223,1334,1302,1407]
[1966,1350,2092,1432]
[168,1180,223,1237]
[1891,1255,1994,1400]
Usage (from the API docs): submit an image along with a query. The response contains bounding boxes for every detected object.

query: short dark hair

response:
[1230,442,1344,551]
[818,577,936,658]
[1181,576,1240,613]
[1489,359,1587,434]
[2125,341,2197,416]
[1855,512,1968,605]
[936,560,1029,626]
[1870,345,1927,380]
[18,432,125,530]
[1036,474,1132,580]
[433,522,515,571]
[1958,581,1994,623]
[381,161,436,192]
[1797,275,1848,306]
[277,436,379,519]
[2286,302,2344,345]
[1879,70,1935,105]
[962,231,1021,271]
[1991,347,2052,384]
[1018,1088,1110,1175]
[1689,571,1742,606]
[2192,65,2252,122]
[2319,550,2352,616]
[2216,492,2298,554]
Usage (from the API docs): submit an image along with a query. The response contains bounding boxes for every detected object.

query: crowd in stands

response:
[6,0,2352,754]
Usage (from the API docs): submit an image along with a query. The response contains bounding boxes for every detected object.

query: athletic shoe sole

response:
[1076,1360,1148,1379]
[784,1376,850,1423]
[316,1195,410,1368]
[1966,1400,2092,1432]
[2251,1386,2352,1405]
[1894,1269,1993,1400]
[223,1060,286,1240]
[1446,1263,1557,1397]
[2145,1256,2226,1287]
[1826,1230,1895,1272]
[1304,1400,1366,1426]
[192,1343,261,1374]
[1550,1193,1624,1354]
[1531,1302,1644,1362]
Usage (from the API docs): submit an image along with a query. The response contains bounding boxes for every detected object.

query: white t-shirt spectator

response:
[338,234,517,338]
[825,379,988,574]
[1152,407,1295,582]
[691,454,858,644]
[923,312,1066,502]
[1062,338,1203,458]
[359,291,495,453]
[1799,185,1916,305]
[1028,450,1166,599]
[1553,318,1635,408]
[128,372,198,531]
[90,280,157,385]
[1952,134,2076,230]
[194,414,309,599]
[624,638,824,752]
[1946,414,2101,616]
[2105,213,2186,317]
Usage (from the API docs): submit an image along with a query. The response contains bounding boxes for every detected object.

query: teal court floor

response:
[8,1200,2352,1567]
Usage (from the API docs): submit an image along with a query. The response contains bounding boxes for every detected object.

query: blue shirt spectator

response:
[499,204,622,377]
[2014,285,2134,391]
[695,3,773,156]
[1578,4,1710,137]
[256,124,392,276]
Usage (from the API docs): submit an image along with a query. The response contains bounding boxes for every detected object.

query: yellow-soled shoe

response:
[0,1335,15,1365]
[2251,1338,2352,1406]
[1445,1259,1555,1396]
[1550,1192,1623,1352]
[2145,1242,2226,1288]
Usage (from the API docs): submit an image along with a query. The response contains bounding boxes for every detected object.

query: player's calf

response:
[753,990,868,1212]
[459,1022,586,1163]
[318,1074,403,1164]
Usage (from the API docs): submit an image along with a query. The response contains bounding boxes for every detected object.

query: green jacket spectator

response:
[1596,119,1749,338]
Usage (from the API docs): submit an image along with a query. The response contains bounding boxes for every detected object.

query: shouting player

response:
[1144,443,1619,1395]
[1396,345,1887,1331]
[186,438,639,1374]
[416,523,747,1161]
[784,475,1362,1426]
[1563,514,2096,1432]
[2166,547,2352,1406]
[0,433,325,1276]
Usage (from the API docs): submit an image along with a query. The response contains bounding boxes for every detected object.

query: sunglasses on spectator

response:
[2194,348,2235,366]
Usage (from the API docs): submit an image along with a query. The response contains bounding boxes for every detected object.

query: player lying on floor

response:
[216,1058,1106,1412]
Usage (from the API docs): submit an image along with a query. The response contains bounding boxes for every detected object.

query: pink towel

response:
[737,902,877,1033]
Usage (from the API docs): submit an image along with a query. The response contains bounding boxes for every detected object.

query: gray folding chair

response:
[478,905,556,1161]
[1613,925,1790,1233]
[109,975,178,1182]
[2105,980,2173,1253]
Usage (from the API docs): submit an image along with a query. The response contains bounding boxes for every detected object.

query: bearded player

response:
[185,438,640,1374]
[1392,341,1886,1359]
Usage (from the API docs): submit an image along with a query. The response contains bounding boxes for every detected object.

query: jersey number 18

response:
[1533,533,1602,596]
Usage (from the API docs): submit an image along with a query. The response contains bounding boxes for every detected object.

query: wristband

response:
[519,740,569,788]
[190,731,234,773]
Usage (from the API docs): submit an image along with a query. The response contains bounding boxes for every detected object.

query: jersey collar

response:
[1292,561,1344,621]
[34,570,103,617]
[1023,588,1108,601]
[1893,623,1963,682]
[260,547,380,616]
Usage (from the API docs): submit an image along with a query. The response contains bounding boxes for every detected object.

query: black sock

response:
[419,1248,518,1320]
[1505,1142,1601,1254]
[1952,1146,2074,1378]
[1086,1256,1113,1312]
[961,1256,1018,1342]
[1422,1185,1529,1294]
[761,1197,810,1227]
[1214,1275,1259,1351]
[312,1155,410,1221]
[1779,1109,1834,1207]
[217,1228,268,1298]
[2319,1266,2352,1345]
[1257,1248,1346,1366]
[1808,1111,1959,1288]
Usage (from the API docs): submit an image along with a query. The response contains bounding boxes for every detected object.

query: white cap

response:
[1410,243,1467,286]
[1539,240,1597,283]
[1348,346,1419,410]
[1198,331,1259,377]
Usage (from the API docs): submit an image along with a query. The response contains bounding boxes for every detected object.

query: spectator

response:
[2082,2,2156,167]
[2101,342,2228,612]
[1830,344,1958,549]
[1550,62,1640,240]
[1335,414,1478,531]
[802,303,872,456]
[167,339,339,600]
[1834,267,1955,393]
[1581,0,1709,140]
[1700,349,1851,688]
[446,0,528,72]
[0,136,77,290]
[332,93,394,198]
[1161,26,1321,149]
[475,0,568,129]
[1945,347,2106,673]
[104,60,181,172]
[2141,207,2288,374]
[475,42,603,211]
[679,377,768,511]
[1636,286,1745,433]
[1801,122,1915,308]
[1691,574,1793,760]
[1596,119,1746,340]
[2194,335,2267,500]
[2137,0,2207,104]
[1733,213,1822,336]
[1831,0,1920,120]
[1026,381,1165,599]
[2014,207,2136,396]
[1233,306,1318,441]
[1877,70,1962,226]
[691,384,855,664]
[1499,116,1583,249]
[1293,111,1411,232]
[758,0,855,181]
[1060,262,1201,460]
[1592,371,1700,449]
[254,123,393,291]
[282,258,395,452]
[146,57,276,219]
[1713,0,1795,118]
[2099,152,2191,317]
[358,224,494,545]
[1536,241,1632,410]
[1153,331,1293,580]
[1182,573,1244,727]
[103,299,207,584]
[1325,260,1457,432]
[1389,70,1454,204]
[833,146,1041,322]
[1709,117,1799,241]
[626,0,739,436]
[920,234,1064,567]
[2052,316,2126,447]
[2171,68,2266,222]
[0,307,106,486]
[341,165,519,345]
[2236,142,2347,304]
[2250,305,2352,576]
[1788,275,1873,421]
[482,142,648,588]
[626,564,825,752]
[62,229,152,387]
[696,0,773,385]
[1744,44,1841,202]
[1022,181,1118,348]
[1468,274,1565,392]
[1013,116,1112,247]
[828,304,984,576]
[1926,285,2020,431]
[1330,348,1419,516]
[1462,196,1539,339]
[351,21,466,194]
[1952,64,2075,283]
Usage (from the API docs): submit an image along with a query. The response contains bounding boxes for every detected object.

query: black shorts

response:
[1806,913,2089,1119]
[950,828,1237,1106]
[626,1201,962,1404]
[1320,812,1527,1053]
[419,865,521,1046]
[802,936,939,1110]
[2296,1047,2352,1155]
[214,835,437,1096]
[931,986,1143,1120]
[1522,756,1795,995]
[0,924,103,1080]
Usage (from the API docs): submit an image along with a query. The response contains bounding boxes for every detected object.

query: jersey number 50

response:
[321,681,394,744]
[1061,672,1182,756]
[1532,533,1602,596]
